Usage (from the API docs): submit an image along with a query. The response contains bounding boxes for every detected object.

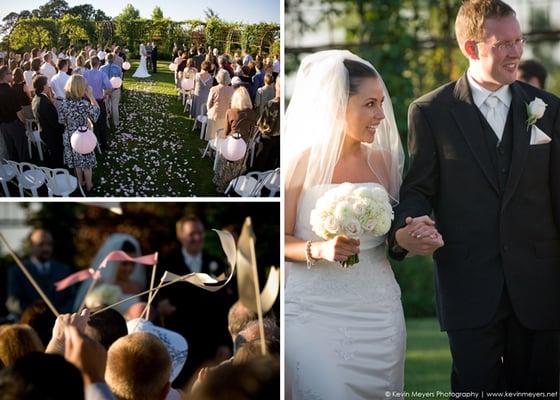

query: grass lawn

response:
[90,59,218,196]
[405,318,452,397]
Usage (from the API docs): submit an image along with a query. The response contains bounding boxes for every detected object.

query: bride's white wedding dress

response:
[285,182,406,400]
[133,45,150,78]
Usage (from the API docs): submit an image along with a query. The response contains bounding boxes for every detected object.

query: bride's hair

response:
[343,59,378,96]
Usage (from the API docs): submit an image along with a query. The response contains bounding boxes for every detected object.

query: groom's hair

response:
[455,0,515,47]
[343,59,378,96]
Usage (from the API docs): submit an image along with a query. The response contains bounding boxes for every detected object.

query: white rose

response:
[528,97,547,119]
[343,218,362,239]
[374,214,392,236]
[352,199,368,216]
[334,200,353,222]
[361,217,378,233]
[353,187,374,199]
[324,215,340,237]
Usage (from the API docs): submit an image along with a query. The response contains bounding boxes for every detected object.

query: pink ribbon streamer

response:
[54,251,158,291]
[97,250,158,269]
[55,268,99,291]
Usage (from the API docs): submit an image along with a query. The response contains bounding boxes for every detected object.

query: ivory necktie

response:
[484,95,505,142]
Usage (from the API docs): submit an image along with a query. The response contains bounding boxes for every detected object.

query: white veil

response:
[73,233,146,311]
[285,50,404,203]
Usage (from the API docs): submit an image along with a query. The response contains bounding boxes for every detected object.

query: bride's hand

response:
[314,236,360,263]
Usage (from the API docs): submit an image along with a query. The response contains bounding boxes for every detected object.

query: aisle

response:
[90,60,217,197]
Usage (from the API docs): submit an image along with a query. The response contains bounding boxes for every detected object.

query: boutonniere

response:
[526,97,547,129]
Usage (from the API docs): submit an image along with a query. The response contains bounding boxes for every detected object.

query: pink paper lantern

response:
[71,126,97,155]
[110,77,123,88]
[181,78,194,91]
[122,61,131,71]
[169,63,177,71]
[220,134,247,162]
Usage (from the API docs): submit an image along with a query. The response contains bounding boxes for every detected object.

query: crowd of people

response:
[0,44,126,192]
[171,46,281,194]
[0,219,279,399]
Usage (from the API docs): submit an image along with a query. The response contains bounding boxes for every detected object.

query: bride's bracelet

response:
[305,240,318,269]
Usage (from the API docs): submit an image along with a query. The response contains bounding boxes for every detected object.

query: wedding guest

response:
[50,59,70,103]
[105,332,171,400]
[58,74,100,191]
[213,87,257,193]
[68,49,77,69]
[242,49,253,66]
[250,61,265,101]
[6,229,75,317]
[11,67,33,120]
[83,56,111,151]
[206,69,234,140]
[0,352,85,400]
[73,55,86,75]
[84,308,128,350]
[40,52,56,83]
[190,61,213,118]
[254,73,275,118]
[22,61,33,89]
[112,47,123,69]
[517,59,547,89]
[19,301,56,347]
[192,46,206,71]
[32,75,65,168]
[272,55,280,80]
[227,301,256,349]
[21,52,30,67]
[0,324,44,366]
[100,53,123,128]
[30,57,42,79]
[0,66,28,162]
[254,78,280,171]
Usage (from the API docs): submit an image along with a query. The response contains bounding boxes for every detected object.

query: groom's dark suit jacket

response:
[389,74,560,331]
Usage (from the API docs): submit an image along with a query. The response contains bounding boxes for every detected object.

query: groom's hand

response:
[395,216,444,256]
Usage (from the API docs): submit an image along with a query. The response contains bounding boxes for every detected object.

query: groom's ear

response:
[463,40,480,60]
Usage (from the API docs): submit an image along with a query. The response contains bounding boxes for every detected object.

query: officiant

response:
[151,42,158,74]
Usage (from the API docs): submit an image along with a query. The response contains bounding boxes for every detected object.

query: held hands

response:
[314,235,360,263]
[395,216,444,256]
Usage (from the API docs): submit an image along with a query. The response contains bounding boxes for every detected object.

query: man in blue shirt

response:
[100,54,123,129]
[250,60,265,104]
[84,56,112,150]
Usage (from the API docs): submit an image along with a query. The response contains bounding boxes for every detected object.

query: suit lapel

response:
[502,81,531,209]
[450,74,500,195]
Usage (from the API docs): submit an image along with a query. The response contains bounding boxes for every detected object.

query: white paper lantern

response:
[122,61,131,71]
[169,63,177,71]
[110,77,123,89]
[220,134,247,162]
[97,51,106,60]
[71,126,97,155]
[181,78,194,91]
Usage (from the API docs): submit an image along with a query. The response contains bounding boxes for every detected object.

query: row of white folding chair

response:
[202,126,260,169]
[24,119,45,161]
[225,168,280,197]
[2,160,83,197]
[192,103,208,140]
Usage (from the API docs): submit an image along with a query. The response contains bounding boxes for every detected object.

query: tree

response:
[37,0,69,19]
[68,4,96,20]
[115,4,140,21]
[203,8,220,20]
[151,6,164,20]
[1,12,20,57]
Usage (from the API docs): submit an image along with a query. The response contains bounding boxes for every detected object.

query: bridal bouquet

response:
[310,183,394,267]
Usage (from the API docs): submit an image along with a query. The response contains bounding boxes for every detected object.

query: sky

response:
[0,0,279,24]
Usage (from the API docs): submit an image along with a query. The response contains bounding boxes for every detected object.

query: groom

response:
[389,0,560,394]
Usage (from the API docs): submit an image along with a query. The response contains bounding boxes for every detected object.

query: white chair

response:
[39,167,84,197]
[225,169,276,197]
[24,119,44,161]
[6,160,46,197]
[192,103,208,139]
[0,161,17,197]
[262,167,280,197]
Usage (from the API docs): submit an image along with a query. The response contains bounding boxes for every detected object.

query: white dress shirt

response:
[40,62,57,83]
[50,71,69,100]
[181,248,202,273]
[467,69,512,142]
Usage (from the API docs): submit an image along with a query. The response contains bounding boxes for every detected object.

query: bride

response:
[132,42,151,78]
[285,50,438,399]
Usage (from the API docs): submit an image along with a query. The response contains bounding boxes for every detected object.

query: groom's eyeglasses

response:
[480,37,526,53]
